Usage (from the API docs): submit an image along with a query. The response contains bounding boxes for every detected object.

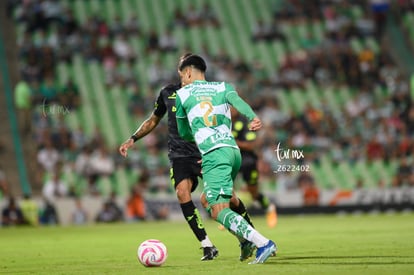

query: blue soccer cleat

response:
[249,240,277,264]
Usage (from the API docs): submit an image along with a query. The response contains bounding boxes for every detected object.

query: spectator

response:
[87,146,115,195]
[143,145,168,178]
[37,138,60,173]
[59,78,80,110]
[42,170,68,202]
[268,17,286,42]
[110,16,124,36]
[159,28,178,53]
[392,158,414,186]
[21,50,42,82]
[71,198,88,225]
[146,29,160,53]
[147,58,171,88]
[95,198,122,223]
[113,34,135,61]
[115,59,135,86]
[126,183,147,222]
[369,0,390,38]
[252,19,270,41]
[71,126,88,150]
[14,78,32,135]
[104,192,124,221]
[83,36,101,62]
[252,18,284,42]
[127,83,144,117]
[20,194,39,226]
[40,46,57,78]
[299,174,320,206]
[39,76,59,104]
[199,3,220,27]
[2,197,25,226]
[366,137,385,161]
[125,13,141,35]
[74,145,92,178]
[90,126,106,148]
[171,7,187,28]
[41,0,63,26]
[26,1,48,32]
[51,125,73,151]
[406,106,414,135]
[186,4,202,26]
[61,8,79,36]
[149,167,171,194]
[39,199,59,225]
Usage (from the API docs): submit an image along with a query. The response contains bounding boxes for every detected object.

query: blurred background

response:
[0,0,413,226]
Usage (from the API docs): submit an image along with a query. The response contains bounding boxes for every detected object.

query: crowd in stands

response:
[1,174,169,226]
[2,0,413,218]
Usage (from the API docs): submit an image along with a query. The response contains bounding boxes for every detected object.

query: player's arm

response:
[119,113,162,157]
[132,113,162,139]
[226,86,262,131]
[119,91,166,157]
[175,94,194,142]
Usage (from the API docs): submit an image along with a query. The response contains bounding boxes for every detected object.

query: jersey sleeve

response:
[175,94,195,142]
[225,84,257,121]
[153,90,167,118]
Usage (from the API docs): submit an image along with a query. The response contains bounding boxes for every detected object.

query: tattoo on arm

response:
[132,114,161,140]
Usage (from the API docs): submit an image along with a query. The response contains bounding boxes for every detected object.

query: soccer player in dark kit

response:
[231,108,277,228]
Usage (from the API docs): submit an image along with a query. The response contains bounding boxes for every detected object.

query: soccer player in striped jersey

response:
[175,54,277,264]
[119,60,255,261]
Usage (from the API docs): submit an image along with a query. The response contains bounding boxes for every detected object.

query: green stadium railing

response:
[0,27,31,195]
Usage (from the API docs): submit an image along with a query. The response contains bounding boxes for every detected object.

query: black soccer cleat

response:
[201,246,219,261]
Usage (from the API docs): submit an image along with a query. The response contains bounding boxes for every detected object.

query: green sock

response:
[217,208,254,241]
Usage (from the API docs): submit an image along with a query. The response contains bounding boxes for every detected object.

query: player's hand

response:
[119,138,134,157]
[249,117,262,131]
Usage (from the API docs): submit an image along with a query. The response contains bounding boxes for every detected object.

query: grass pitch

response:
[1,213,414,275]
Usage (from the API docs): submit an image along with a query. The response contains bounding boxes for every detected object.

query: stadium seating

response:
[13,0,403,196]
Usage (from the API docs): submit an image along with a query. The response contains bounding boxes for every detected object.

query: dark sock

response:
[180,201,207,242]
[230,198,254,228]
[257,193,270,210]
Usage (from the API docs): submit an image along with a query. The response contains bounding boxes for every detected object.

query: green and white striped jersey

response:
[176,80,256,155]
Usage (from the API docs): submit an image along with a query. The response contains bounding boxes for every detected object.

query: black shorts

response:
[240,155,258,186]
[170,158,202,192]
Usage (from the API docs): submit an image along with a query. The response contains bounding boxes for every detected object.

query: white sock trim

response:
[201,236,213,248]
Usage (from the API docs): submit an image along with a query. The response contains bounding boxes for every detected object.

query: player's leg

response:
[210,200,276,264]
[243,162,277,228]
[203,148,277,264]
[242,162,268,209]
[171,160,218,261]
[202,191,255,261]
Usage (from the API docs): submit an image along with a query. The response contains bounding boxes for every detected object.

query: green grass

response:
[1,214,414,274]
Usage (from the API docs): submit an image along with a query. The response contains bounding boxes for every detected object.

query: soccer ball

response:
[137,239,168,267]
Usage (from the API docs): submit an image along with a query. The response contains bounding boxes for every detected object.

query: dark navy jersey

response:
[153,83,201,160]
[232,115,257,159]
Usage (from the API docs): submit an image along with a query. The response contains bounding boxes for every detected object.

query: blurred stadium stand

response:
[0,0,413,213]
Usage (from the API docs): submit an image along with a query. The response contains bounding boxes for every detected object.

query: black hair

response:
[178,54,207,72]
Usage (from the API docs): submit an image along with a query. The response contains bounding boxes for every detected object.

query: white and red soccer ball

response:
[137,239,168,267]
